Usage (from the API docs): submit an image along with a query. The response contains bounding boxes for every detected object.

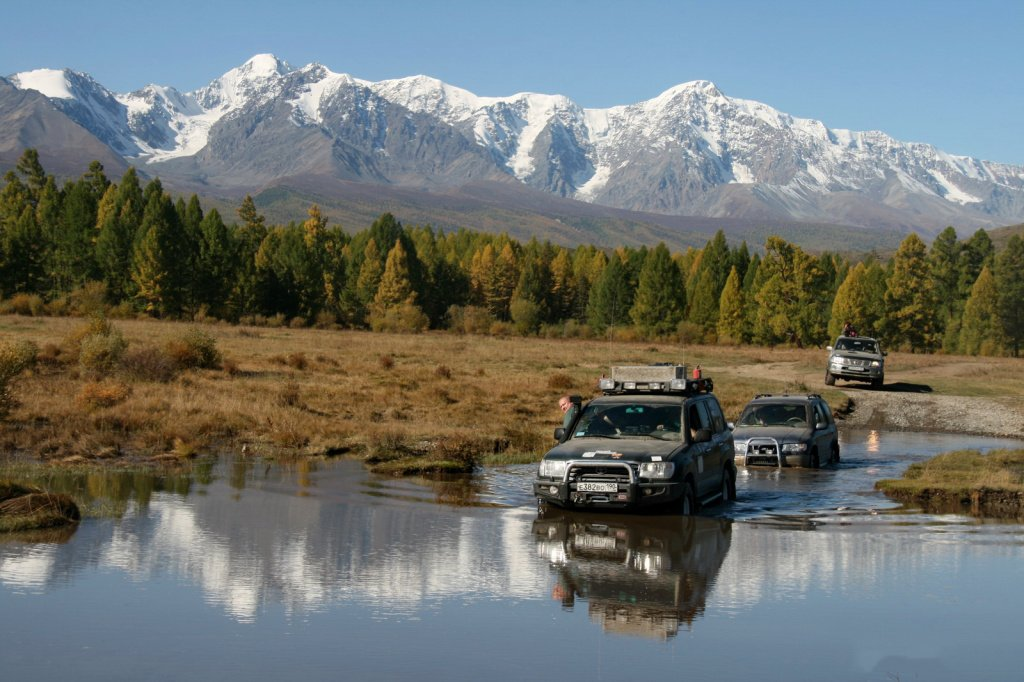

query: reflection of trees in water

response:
[534,512,732,640]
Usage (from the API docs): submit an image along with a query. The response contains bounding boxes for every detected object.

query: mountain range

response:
[4,53,1024,249]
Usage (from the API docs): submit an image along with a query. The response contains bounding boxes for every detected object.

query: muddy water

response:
[2,430,1023,682]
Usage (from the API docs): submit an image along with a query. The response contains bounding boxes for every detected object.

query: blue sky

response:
[4,0,1022,164]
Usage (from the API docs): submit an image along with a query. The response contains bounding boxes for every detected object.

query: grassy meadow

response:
[0,314,1020,472]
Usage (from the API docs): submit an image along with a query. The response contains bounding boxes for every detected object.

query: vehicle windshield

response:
[835,338,878,354]
[572,402,681,440]
[737,403,809,428]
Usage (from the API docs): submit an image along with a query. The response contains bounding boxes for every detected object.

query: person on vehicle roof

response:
[842,321,858,337]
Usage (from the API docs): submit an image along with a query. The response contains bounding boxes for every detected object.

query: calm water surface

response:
[2,430,1023,681]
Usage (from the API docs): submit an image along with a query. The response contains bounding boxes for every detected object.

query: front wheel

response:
[681,480,698,516]
[720,468,736,504]
[809,449,820,469]
[825,370,836,386]
[831,442,840,464]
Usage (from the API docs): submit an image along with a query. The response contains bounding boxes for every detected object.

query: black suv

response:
[534,365,736,514]
[732,394,839,468]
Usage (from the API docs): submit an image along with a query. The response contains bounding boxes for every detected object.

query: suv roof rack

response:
[752,393,822,400]
[599,365,713,395]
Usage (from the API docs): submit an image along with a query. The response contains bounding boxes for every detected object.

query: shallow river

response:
[2,430,1023,681]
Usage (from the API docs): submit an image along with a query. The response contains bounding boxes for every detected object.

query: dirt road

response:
[727,361,1024,440]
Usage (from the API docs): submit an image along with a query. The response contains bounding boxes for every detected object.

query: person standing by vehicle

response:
[558,395,581,441]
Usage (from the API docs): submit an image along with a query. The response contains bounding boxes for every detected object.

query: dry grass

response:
[0,315,1020,469]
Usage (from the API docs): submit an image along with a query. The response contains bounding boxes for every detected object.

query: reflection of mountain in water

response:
[533,512,732,639]
[0,459,547,622]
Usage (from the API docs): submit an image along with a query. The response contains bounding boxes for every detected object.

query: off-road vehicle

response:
[732,393,839,468]
[534,365,736,514]
[825,335,886,388]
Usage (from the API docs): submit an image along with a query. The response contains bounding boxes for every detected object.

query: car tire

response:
[872,377,884,389]
[720,468,736,504]
[681,480,698,516]
[809,449,820,469]
[825,370,835,386]
[831,442,840,464]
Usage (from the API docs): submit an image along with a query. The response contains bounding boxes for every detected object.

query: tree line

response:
[1,149,1022,356]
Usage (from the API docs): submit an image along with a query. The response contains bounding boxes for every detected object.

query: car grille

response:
[567,463,634,485]
[840,357,869,367]
[743,439,781,466]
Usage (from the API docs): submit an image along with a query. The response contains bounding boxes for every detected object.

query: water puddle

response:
[1,429,1023,681]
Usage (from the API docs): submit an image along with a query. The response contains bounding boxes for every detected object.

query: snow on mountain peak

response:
[10,68,75,99]
[193,53,292,112]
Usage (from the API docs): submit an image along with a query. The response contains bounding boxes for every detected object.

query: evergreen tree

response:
[373,239,417,308]
[630,243,686,337]
[0,206,45,294]
[131,190,185,316]
[231,194,268,318]
[883,233,939,351]
[717,266,745,344]
[549,249,577,322]
[994,235,1024,356]
[752,237,830,347]
[52,178,99,293]
[959,266,1004,356]
[688,269,720,334]
[957,229,994,301]
[355,238,385,318]
[512,250,553,322]
[586,252,632,333]
[929,226,962,327]
[195,208,237,318]
[15,149,46,203]
[829,262,873,339]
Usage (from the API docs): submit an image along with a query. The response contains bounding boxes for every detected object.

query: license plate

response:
[577,482,617,493]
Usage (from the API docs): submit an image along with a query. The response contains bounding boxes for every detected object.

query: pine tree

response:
[586,252,632,333]
[195,208,236,318]
[131,191,185,316]
[959,266,1004,356]
[717,266,745,344]
[0,206,45,295]
[688,269,720,334]
[883,233,939,351]
[52,178,99,293]
[15,149,46,203]
[630,243,685,337]
[549,249,577,322]
[373,239,416,308]
[994,235,1024,357]
[957,229,994,301]
[929,226,962,326]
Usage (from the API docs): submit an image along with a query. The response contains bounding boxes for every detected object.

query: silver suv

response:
[825,335,886,389]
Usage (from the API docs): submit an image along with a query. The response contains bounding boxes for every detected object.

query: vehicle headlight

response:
[539,460,567,479]
[734,441,748,454]
[871,360,881,367]
[639,462,675,479]
[781,443,807,453]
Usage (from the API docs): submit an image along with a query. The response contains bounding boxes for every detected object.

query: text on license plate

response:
[577,482,617,493]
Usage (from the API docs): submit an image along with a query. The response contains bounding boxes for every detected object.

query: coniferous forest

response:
[2,149,1022,356]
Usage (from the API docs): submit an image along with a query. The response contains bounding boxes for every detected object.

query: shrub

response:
[547,373,575,390]
[277,382,302,407]
[289,316,307,329]
[434,364,452,379]
[76,380,131,410]
[369,303,429,333]
[379,353,395,370]
[67,281,109,317]
[79,327,128,376]
[121,346,177,382]
[0,340,38,418]
[286,353,308,370]
[165,328,221,370]
[1,293,45,316]
[446,305,494,334]
[314,311,338,329]
[676,321,705,345]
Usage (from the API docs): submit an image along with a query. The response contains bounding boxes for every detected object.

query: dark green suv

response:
[534,365,736,514]
[732,393,839,468]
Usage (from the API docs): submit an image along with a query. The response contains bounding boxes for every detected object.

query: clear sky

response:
[4,0,1022,165]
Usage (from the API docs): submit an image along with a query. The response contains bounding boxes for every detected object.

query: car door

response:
[685,400,713,497]
[813,400,837,458]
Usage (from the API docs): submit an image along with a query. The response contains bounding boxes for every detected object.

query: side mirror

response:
[815,421,827,431]
[826,346,833,352]
[553,427,566,442]
[882,351,888,356]
[727,422,735,431]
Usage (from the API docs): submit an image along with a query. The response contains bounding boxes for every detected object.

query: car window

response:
[687,401,710,439]
[705,398,726,433]
[819,400,834,424]
[813,403,825,426]
[573,402,681,440]
[737,403,809,427]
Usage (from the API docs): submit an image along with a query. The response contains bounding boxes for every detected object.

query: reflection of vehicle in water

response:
[533,510,732,639]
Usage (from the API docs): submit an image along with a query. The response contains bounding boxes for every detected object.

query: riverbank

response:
[875,449,1024,519]
[0,315,1020,469]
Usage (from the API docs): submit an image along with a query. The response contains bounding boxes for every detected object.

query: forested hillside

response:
[2,150,1022,356]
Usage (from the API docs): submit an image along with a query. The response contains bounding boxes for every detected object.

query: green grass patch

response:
[876,449,1024,518]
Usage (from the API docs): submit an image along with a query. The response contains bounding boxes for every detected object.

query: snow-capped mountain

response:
[6,53,1024,234]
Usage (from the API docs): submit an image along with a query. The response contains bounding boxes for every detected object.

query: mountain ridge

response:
[6,53,1024,240]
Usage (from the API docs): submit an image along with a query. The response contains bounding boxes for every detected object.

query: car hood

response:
[542,437,683,461]
[830,350,882,361]
[732,426,812,443]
